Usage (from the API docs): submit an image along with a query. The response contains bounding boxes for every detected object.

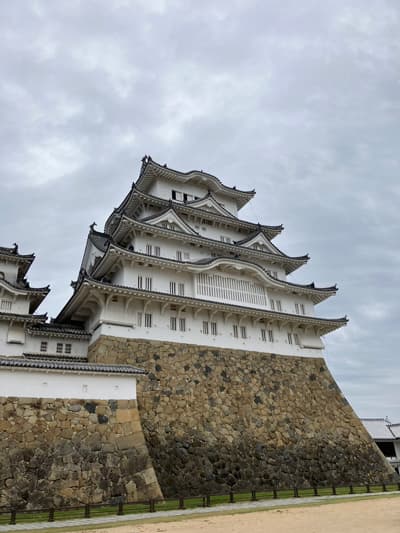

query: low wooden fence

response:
[1,482,400,526]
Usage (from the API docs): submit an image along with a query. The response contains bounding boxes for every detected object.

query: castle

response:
[0,156,395,509]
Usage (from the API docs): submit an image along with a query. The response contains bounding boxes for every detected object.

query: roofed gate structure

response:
[56,156,395,495]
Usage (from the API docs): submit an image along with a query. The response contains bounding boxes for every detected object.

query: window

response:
[144,313,152,328]
[276,300,282,312]
[169,281,176,294]
[294,333,300,346]
[0,300,12,311]
[111,295,118,303]
[273,271,278,279]
[40,341,48,352]
[145,277,152,291]
[183,193,194,202]
[211,322,217,336]
[170,316,177,330]
[240,326,247,339]
[154,246,161,257]
[137,275,143,289]
[179,318,186,332]
[172,190,183,201]
[233,324,238,338]
[268,329,274,342]
[202,321,209,334]
[295,303,300,315]
[137,312,142,327]
[146,244,152,255]
[300,304,305,315]
[183,251,190,260]
[56,343,63,354]
[65,343,72,354]
[261,329,266,342]
[178,283,185,296]
[269,299,275,311]
[288,332,293,344]
[176,250,182,261]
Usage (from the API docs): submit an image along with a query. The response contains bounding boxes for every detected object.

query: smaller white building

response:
[0,245,90,359]
[361,418,400,473]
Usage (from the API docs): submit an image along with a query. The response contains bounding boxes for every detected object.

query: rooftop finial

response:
[141,155,147,163]
[12,243,18,253]
[89,222,97,232]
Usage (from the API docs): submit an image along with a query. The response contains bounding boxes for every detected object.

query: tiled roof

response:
[27,322,91,339]
[0,311,47,322]
[0,357,146,375]
[361,418,396,440]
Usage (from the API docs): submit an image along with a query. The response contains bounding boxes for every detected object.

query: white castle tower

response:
[57,156,347,354]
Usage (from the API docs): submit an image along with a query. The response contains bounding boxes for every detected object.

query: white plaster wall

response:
[0,322,26,356]
[0,368,137,400]
[90,302,324,358]
[24,334,89,357]
[0,261,19,284]
[147,177,238,215]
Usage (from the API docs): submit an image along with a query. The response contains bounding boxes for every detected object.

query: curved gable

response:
[140,208,198,235]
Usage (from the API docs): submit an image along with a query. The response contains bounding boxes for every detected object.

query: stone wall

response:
[0,397,162,510]
[89,336,396,496]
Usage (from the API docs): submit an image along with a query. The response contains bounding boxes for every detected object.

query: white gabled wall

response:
[0,368,137,400]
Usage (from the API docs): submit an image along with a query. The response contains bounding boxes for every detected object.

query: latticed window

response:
[176,250,182,261]
[170,281,176,294]
[294,333,300,345]
[40,341,48,352]
[170,316,177,330]
[211,322,217,336]
[56,343,63,353]
[202,321,209,334]
[179,318,186,332]
[145,277,152,291]
[178,283,185,296]
[288,333,293,344]
[154,246,161,257]
[146,244,152,255]
[261,329,266,342]
[65,343,72,354]
[144,313,152,328]
[137,275,143,289]
[240,326,247,339]
[233,325,238,338]
[268,329,274,342]
[0,300,12,311]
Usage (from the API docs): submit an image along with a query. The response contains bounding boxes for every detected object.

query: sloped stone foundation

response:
[89,336,397,496]
[0,398,161,510]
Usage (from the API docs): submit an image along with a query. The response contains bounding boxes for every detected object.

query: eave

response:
[0,311,47,323]
[104,188,282,240]
[112,215,306,274]
[136,156,256,209]
[57,276,347,336]
[0,246,35,279]
[0,278,50,313]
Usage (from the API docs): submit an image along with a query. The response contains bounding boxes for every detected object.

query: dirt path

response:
[70,496,400,533]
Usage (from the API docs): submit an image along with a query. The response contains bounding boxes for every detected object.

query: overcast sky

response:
[1,1,399,420]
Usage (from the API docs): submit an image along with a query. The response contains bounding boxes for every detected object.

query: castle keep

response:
[0,156,395,508]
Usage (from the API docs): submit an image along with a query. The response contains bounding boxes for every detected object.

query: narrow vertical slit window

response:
[202,321,209,334]
[169,281,176,294]
[170,316,177,330]
[145,277,152,291]
[137,275,143,289]
[176,250,182,261]
[261,329,266,342]
[146,244,152,255]
[240,326,247,339]
[144,313,152,328]
[179,318,186,332]
[178,283,185,296]
[154,246,161,257]
[287,332,293,344]
[268,329,274,342]
[211,322,217,336]
[233,325,238,338]
[40,341,48,352]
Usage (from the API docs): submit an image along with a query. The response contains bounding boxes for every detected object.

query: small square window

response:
[56,343,63,354]
[65,343,72,354]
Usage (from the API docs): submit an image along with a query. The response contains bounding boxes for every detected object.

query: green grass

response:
[0,484,398,526]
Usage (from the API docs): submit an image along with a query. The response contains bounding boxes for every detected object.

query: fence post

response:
[332,485,336,495]
[48,508,55,522]
[9,510,16,525]
[313,486,318,497]
[179,496,185,510]
[202,496,207,508]
[229,491,235,503]
[366,484,370,493]
[273,488,278,499]
[206,494,211,507]
[251,490,257,501]
[117,501,124,516]
[84,504,91,518]
[349,485,354,494]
